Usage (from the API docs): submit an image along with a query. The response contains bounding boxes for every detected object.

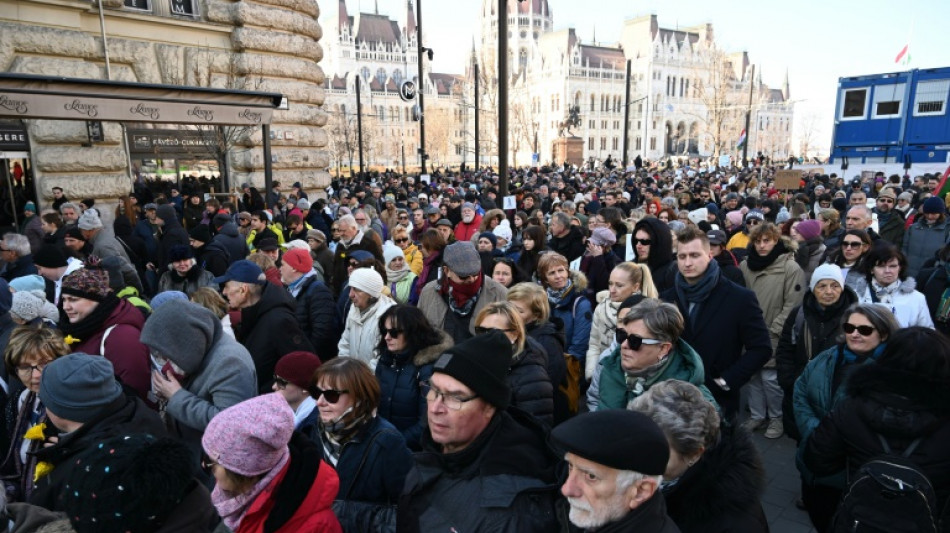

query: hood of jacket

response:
[413,329,454,367]
[216,221,240,238]
[242,281,297,330]
[141,301,222,375]
[104,297,146,330]
[664,426,767,530]
[526,319,566,350]
[633,218,674,270]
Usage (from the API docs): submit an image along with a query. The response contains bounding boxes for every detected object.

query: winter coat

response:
[376,331,453,450]
[876,209,906,248]
[453,214,482,242]
[141,304,258,456]
[196,240,230,277]
[902,216,950,278]
[332,232,383,296]
[548,225,586,263]
[398,409,560,533]
[740,247,806,361]
[88,227,132,264]
[579,252,620,304]
[235,432,342,533]
[403,243,424,276]
[68,298,151,400]
[592,339,717,411]
[0,255,36,282]
[586,291,621,380]
[794,237,827,287]
[293,276,341,361]
[548,271,592,362]
[525,320,570,424]
[921,264,950,335]
[857,276,934,328]
[30,393,166,511]
[661,275,773,418]
[633,218,677,292]
[157,209,190,275]
[236,282,315,393]
[802,361,950,522]
[418,276,508,340]
[776,288,858,440]
[664,426,769,533]
[338,295,396,366]
[714,249,746,287]
[211,221,249,265]
[508,337,554,425]
[326,416,413,506]
[157,265,216,296]
[21,215,45,254]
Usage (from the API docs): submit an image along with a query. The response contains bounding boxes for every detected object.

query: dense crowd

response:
[0,164,948,532]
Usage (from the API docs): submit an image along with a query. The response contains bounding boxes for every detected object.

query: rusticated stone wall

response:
[0,0,329,205]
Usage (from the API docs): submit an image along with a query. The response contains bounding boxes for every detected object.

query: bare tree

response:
[796,112,822,159]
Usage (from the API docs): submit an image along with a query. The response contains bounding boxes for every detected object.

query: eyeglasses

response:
[395,237,409,244]
[474,325,516,335]
[420,380,478,410]
[201,454,219,470]
[399,216,409,220]
[308,386,349,404]
[15,361,49,377]
[841,241,864,248]
[634,238,652,246]
[348,261,361,268]
[381,327,404,338]
[843,323,876,336]
[746,219,761,225]
[273,375,290,389]
[615,329,665,350]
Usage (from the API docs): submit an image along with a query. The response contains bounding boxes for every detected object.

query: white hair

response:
[3,233,30,257]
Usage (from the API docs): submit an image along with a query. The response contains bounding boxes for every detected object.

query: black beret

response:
[551,410,669,475]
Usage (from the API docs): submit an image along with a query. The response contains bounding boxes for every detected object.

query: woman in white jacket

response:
[338,268,396,369]
[585,262,657,379]
[857,243,934,329]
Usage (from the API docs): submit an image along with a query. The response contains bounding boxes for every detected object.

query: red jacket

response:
[236,435,341,533]
[454,214,482,242]
[70,298,151,400]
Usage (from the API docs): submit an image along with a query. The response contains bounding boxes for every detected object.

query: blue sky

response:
[338,0,950,155]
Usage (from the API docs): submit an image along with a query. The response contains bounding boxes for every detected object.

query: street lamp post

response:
[415,0,427,175]
[497,0,509,196]
[474,60,480,171]
[622,59,632,169]
[356,75,365,180]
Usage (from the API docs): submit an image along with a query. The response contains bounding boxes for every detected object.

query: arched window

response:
[393,69,404,84]
[360,67,371,82]
[376,68,387,85]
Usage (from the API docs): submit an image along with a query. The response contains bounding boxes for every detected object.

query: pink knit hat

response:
[725,210,744,227]
[201,393,294,476]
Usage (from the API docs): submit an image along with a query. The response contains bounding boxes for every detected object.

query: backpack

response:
[831,433,938,533]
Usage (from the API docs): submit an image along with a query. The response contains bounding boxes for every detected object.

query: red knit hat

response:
[274,351,322,389]
[282,248,312,274]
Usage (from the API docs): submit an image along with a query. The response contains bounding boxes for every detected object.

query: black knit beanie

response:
[433,330,512,409]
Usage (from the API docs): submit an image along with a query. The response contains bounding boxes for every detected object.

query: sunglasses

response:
[395,238,409,244]
[309,386,348,404]
[746,219,761,225]
[348,261,361,268]
[842,323,875,336]
[615,329,665,350]
[841,241,864,248]
[634,238,652,246]
[381,327,404,338]
[273,375,290,389]
[475,326,516,335]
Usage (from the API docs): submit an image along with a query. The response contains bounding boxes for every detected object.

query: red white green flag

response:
[895,44,910,65]
[737,129,747,149]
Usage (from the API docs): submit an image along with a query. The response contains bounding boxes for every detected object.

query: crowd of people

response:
[0,165,948,532]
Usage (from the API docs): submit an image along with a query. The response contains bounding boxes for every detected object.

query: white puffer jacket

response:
[586,290,621,380]
[338,294,396,369]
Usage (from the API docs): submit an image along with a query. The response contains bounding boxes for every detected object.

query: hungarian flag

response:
[737,129,747,149]
[895,44,910,65]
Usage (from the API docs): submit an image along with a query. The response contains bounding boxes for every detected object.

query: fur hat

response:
[433,330,512,409]
[77,210,103,230]
[282,248,312,274]
[60,267,112,302]
[202,393,294,477]
[274,351,322,389]
[168,244,195,263]
[348,268,384,298]
[39,353,123,423]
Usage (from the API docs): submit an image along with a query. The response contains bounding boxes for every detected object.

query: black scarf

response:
[674,259,720,328]
[59,294,120,342]
[745,240,788,272]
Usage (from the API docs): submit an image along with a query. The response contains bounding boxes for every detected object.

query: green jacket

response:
[597,338,718,410]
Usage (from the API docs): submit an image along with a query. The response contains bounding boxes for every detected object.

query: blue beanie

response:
[923,196,946,214]
[39,353,123,423]
[151,290,188,310]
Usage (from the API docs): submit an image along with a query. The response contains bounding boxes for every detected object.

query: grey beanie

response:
[10,290,51,323]
[141,301,220,375]
[39,353,123,423]
[77,210,103,230]
[156,204,177,224]
[442,241,482,277]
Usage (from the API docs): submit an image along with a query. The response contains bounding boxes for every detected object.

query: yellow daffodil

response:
[33,461,53,482]
[24,423,46,440]
[64,335,80,345]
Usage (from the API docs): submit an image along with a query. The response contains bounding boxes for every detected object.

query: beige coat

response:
[418,276,509,338]
[740,244,805,363]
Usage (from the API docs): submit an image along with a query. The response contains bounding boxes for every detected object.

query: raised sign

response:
[774,169,802,190]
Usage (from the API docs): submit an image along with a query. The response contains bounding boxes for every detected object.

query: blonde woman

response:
[474,302,554,424]
[585,263,658,380]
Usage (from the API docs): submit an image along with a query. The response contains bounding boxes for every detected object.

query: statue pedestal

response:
[552,136,584,168]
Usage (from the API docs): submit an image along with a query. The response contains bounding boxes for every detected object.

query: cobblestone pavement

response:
[751,431,818,533]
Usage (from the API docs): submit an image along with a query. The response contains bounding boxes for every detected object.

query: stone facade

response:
[0,0,330,205]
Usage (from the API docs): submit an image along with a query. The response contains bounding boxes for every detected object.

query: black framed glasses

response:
[273,375,290,389]
[381,327,404,338]
[309,386,348,404]
[475,326,516,335]
[419,380,478,410]
[843,323,875,336]
[395,237,409,244]
[15,362,49,377]
[615,329,665,350]
[841,241,864,248]
[633,238,652,246]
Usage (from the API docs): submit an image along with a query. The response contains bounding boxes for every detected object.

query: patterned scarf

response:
[546,279,575,305]
[441,274,483,316]
[623,355,673,404]
[871,279,901,304]
[212,450,289,531]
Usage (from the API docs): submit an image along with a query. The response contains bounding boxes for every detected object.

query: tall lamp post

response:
[497,0,509,195]
[415,0,428,175]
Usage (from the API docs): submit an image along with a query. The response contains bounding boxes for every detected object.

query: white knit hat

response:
[688,208,708,226]
[10,290,56,323]
[348,268,384,298]
[492,219,513,242]
[77,210,102,230]
[383,242,404,266]
[810,263,845,292]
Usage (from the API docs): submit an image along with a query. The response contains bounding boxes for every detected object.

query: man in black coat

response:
[280,248,340,361]
[215,260,315,393]
[211,213,249,265]
[661,227,772,420]
[548,211,586,263]
[154,204,190,276]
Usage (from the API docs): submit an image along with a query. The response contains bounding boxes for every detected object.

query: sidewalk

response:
[751,432,817,533]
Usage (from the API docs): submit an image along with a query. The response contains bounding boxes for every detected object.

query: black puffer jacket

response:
[196,240,230,277]
[526,320,569,424]
[803,361,950,523]
[211,221,248,265]
[237,282,315,392]
[292,276,341,361]
[156,205,190,275]
[776,287,858,440]
[664,425,769,533]
[509,337,554,426]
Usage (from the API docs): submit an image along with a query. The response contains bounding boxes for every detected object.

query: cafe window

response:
[124,0,151,11]
[170,0,197,17]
